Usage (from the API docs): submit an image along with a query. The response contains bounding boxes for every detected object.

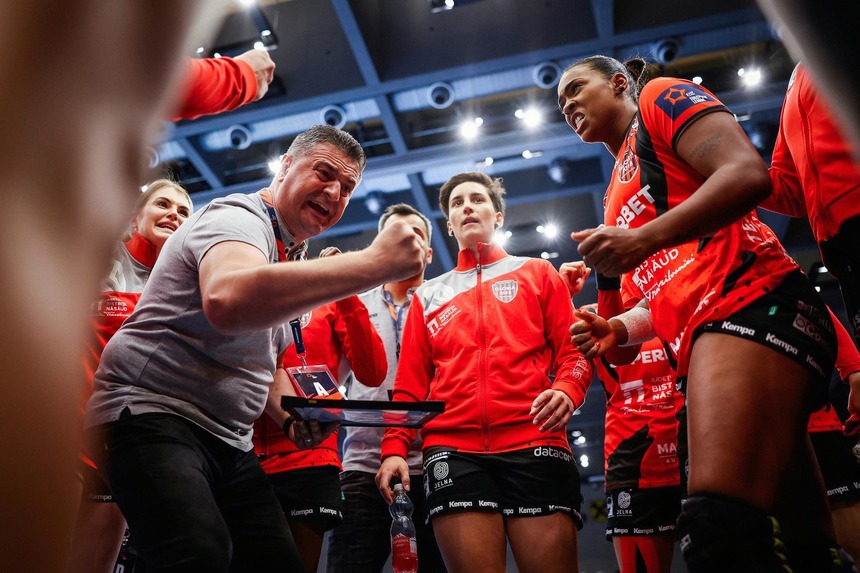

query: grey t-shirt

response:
[85,192,303,451]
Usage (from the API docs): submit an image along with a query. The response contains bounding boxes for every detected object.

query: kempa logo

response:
[448,501,473,509]
[720,320,755,337]
[518,507,542,515]
[765,332,798,355]
[433,461,449,480]
[617,491,632,509]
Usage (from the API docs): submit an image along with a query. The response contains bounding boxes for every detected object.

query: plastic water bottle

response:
[390,483,418,573]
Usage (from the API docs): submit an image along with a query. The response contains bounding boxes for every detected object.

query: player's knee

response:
[676,493,791,573]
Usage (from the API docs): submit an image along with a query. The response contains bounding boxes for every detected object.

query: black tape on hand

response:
[595,272,621,291]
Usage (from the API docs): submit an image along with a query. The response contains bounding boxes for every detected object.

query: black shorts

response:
[605,486,683,540]
[693,270,837,403]
[809,430,860,505]
[268,465,343,532]
[78,461,113,503]
[422,446,583,529]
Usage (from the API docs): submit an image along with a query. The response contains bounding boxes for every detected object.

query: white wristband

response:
[615,306,655,346]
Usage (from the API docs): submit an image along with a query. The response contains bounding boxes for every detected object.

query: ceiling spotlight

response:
[427,82,455,109]
[237,0,257,6]
[483,156,494,166]
[364,190,388,216]
[515,107,542,128]
[536,224,559,238]
[226,124,253,149]
[692,76,703,84]
[532,61,561,89]
[267,158,281,173]
[742,68,763,87]
[492,230,508,247]
[547,157,573,184]
[652,38,680,65]
[579,455,589,467]
[321,105,347,129]
[460,117,482,140]
[428,0,455,13]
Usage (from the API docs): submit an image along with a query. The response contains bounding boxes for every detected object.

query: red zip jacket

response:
[81,232,158,467]
[172,56,259,121]
[381,243,592,459]
[253,295,387,473]
[765,62,860,243]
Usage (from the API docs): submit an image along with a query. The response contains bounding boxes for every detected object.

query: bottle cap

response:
[393,483,405,493]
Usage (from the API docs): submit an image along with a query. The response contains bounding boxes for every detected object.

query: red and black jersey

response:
[253,296,387,473]
[604,77,799,376]
[596,338,684,489]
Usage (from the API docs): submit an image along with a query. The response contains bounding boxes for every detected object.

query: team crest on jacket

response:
[616,145,639,183]
[492,280,518,303]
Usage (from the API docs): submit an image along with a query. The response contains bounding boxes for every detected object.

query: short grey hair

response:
[378,203,433,243]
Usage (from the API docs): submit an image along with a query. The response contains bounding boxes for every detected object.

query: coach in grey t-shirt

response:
[85,126,427,572]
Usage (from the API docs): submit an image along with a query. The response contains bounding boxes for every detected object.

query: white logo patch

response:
[433,461,449,480]
[618,491,631,509]
[492,280,518,303]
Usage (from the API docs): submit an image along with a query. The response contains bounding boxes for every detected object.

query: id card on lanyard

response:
[286,318,344,400]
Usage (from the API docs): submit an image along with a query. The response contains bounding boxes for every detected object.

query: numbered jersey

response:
[605,77,799,376]
[596,338,684,489]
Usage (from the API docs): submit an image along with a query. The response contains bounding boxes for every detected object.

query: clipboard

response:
[281,396,444,428]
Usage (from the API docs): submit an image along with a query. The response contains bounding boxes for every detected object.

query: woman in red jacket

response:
[376,172,592,573]
[68,179,192,573]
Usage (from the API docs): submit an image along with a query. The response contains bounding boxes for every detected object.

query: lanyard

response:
[258,189,287,262]
[289,319,308,368]
[382,288,405,360]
